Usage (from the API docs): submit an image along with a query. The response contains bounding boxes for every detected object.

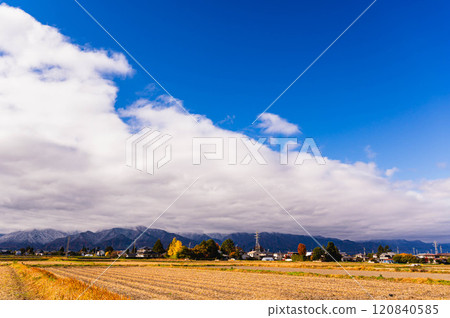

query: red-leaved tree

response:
[297,243,307,256]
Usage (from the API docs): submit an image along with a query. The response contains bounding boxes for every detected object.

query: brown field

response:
[0,264,125,300]
[0,258,449,300]
[47,266,450,300]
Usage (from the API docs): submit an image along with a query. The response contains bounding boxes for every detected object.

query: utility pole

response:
[65,236,70,258]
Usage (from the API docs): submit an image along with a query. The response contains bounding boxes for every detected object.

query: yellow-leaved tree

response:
[167,237,183,258]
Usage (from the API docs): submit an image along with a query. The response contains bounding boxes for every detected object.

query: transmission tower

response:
[255,231,261,252]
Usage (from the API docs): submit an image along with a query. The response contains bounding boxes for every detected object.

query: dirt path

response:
[0,266,29,299]
[214,266,450,281]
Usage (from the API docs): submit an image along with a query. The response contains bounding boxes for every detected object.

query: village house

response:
[272,252,283,260]
[282,252,296,261]
[136,247,160,258]
[81,252,94,257]
[96,250,105,257]
[378,252,396,263]
[340,252,353,262]
[353,253,369,262]
[247,250,264,259]
[417,253,450,264]
[34,249,44,256]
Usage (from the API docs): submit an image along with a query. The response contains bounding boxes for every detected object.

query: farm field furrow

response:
[49,267,264,299]
[214,266,450,280]
[103,267,286,297]
[48,267,314,299]
[47,266,450,300]
[49,267,183,300]
[0,266,29,299]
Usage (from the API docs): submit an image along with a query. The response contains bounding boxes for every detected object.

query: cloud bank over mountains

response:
[0,4,449,241]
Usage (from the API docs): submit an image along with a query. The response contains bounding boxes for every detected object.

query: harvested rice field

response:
[46,266,450,300]
[1,260,449,300]
[0,266,29,299]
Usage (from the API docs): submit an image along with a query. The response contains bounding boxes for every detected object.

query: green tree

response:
[230,246,243,259]
[105,246,114,253]
[418,257,427,264]
[376,245,383,257]
[324,242,341,262]
[59,246,65,255]
[377,245,391,257]
[393,253,418,264]
[176,246,192,259]
[292,254,305,262]
[153,239,165,254]
[220,239,236,256]
[392,254,403,263]
[311,247,324,260]
[192,239,220,259]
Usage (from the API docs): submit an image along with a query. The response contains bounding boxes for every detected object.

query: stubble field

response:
[0,258,449,300]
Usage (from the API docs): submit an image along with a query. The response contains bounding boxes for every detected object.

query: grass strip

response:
[195,267,450,286]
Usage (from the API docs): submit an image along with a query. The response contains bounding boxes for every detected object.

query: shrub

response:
[291,254,305,262]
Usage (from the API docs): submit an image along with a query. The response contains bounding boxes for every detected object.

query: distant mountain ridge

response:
[0,228,448,254]
[0,229,68,248]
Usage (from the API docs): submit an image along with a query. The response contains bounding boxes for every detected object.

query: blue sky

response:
[8,0,450,180]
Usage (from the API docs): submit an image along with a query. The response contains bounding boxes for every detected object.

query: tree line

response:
[294,242,342,262]
[165,238,241,260]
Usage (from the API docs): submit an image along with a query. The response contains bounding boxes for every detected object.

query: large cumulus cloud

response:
[0,4,448,241]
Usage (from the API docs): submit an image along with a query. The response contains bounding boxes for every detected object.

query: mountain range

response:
[0,228,448,254]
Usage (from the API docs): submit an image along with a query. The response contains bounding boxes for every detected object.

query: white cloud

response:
[364,145,376,160]
[385,167,399,177]
[0,4,449,241]
[256,113,301,135]
[217,114,235,125]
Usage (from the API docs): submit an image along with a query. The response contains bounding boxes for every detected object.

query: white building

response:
[96,250,105,256]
